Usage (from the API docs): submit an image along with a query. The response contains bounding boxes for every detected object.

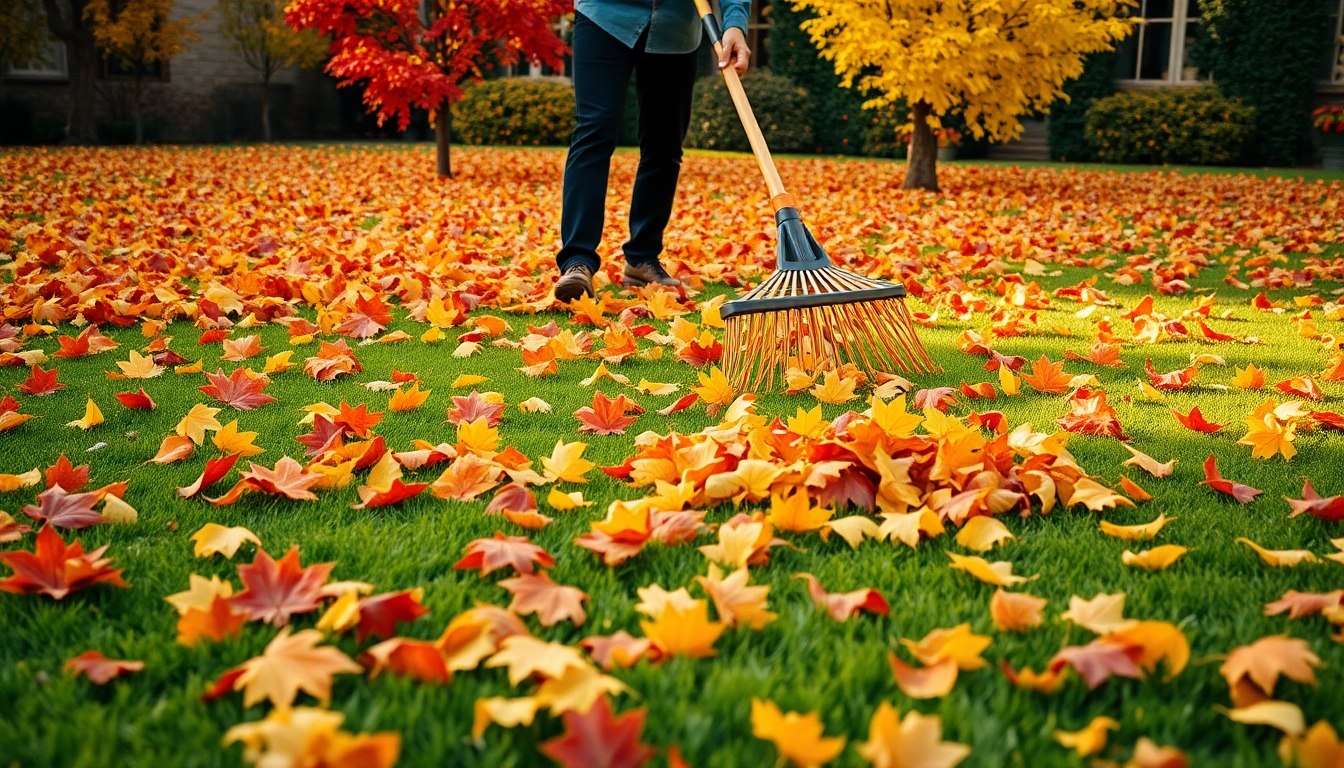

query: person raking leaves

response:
[553,0,752,302]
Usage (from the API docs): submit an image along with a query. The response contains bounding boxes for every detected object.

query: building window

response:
[4,39,68,81]
[99,56,168,81]
[1324,0,1344,84]
[746,0,771,70]
[1114,0,1205,85]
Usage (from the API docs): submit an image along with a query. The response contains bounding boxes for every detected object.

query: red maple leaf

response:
[198,329,231,345]
[335,401,384,437]
[574,391,642,436]
[0,525,129,599]
[1285,479,1344,522]
[19,364,63,396]
[1049,640,1144,689]
[21,486,105,529]
[1200,455,1262,504]
[1143,358,1197,390]
[1263,589,1344,620]
[114,388,156,410]
[177,453,243,498]
[199,368,278,410]
[45,454,90,492]
[352,478,429,509]
[539,696,655,768]
[1198,319,1236,342]
[65,650,144,684]
[484,483,536,516]
[1276,376,1323,402]
[337,294,392,338]
[657,394,698,416]
[1056,388,1127,440]
[982,350,1028,372]
[446,391,507,427]
[913,387,958,411]
[355,590,431,642]
[676,337,723,367]
[52,326,118,359]
[1172,406,1224,433]
[297,414,346,457]
[229,546,334,626]
[454,532,554,576]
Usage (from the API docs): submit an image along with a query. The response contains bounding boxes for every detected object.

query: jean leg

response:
[622,43,699,266]
[556,12,637,274]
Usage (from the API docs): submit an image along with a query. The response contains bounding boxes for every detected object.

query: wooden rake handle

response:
[691,0,795,214]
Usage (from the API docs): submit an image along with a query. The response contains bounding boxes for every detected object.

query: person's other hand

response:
[718,27,750,75]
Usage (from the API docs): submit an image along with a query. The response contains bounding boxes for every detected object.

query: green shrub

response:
[1047,50,1117,162]
[451,79,575,147]
[1195,0,1336,166]
[859,100,910,159]
[686,70,815,154]
[1083,87,1255,165]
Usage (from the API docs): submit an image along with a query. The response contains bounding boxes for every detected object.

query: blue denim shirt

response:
[575,0,750,55]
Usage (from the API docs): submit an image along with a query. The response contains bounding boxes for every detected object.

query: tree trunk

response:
[64,25,100,144]
[435,107,452,177]
[261,77,272,142]
[132,75,144,145]
[903,100,939,192]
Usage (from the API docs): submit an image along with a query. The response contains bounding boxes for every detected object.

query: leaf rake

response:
[694,0,937,392]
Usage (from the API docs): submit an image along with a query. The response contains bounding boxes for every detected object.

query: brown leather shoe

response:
[622,260,681,288]
[555,263,594,303]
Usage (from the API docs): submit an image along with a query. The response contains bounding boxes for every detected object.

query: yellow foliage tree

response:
[788,0,1135,190]
[83,0,201,144]
[215,0,327,141]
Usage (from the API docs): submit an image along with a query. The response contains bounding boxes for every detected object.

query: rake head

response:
[721,207,936,392]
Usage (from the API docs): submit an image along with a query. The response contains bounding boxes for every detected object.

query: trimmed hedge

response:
[768,0,867,154]
[1084,87,1255,165]
[451,78,575,146]
[685,70,815,154]
[1047,50,1117,162]
[1195,0,1336,166]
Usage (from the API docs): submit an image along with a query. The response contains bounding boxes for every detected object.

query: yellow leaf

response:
[456,418,500,457]
[1235,537,1319,567]
[694,563,777,630]
[635,379,679,396]
[389,382,430,412]
[1104,620,1189,679]
[315,590,361,634]
[787,405,826,438]
[1060,593,1134,635]
[540,440,594,484]
[999,366,1021,396]
[640,600,724,659]
[533,664,630,715]
[164,573,233,615]
[821,516,883,550]
[1232,363,1265,389]
[1067,478,1135,512]
[451,374,487,388]
[858,702,970,768]
[191,522,260,558]
[955,516,1015,552]
[230,628,362,709]
[1218,701,1306,737]
[1121,445,1175,478]
[1137,379,1166,401]
[1121,545,1188,570]
[1054,716,1119,757]
[989,589,1047,632]
[546,488,592,510]
[101,494,137,524]
[518,397,552,413]
[66,397,103,430]
[900,623,991,670]
[1099,512,1174,541]
[472,696,539,741]
[212,420,264,457]
[117,350,164,379]
[176,403,223,445]
[1238,411,1296,461]
[946,552,1037,587]
[750,698,847,768]
[810,369,859,404]
[767,490,834,532]
[692,366,735,414]
[263,351,294,374]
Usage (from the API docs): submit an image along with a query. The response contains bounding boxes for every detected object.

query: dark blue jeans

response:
[556,12,699,274]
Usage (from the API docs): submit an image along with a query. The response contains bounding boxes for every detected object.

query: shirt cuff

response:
[720,1,749,33]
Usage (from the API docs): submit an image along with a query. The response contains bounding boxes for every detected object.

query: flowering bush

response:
[451,78,576,147]
[1084,87,1255,166]
[1312,105,1344,137]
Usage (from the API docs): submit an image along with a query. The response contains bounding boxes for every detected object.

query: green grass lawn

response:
[1,146,1342,768]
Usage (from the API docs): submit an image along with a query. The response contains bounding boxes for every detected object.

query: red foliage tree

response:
[285,0,570,176]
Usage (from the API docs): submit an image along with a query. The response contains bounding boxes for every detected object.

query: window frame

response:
[1325,0,1343,85]
[3,38,69,82]
[1115,0,1206,88]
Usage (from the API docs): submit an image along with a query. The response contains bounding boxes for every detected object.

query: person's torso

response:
[575,0,703,54]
